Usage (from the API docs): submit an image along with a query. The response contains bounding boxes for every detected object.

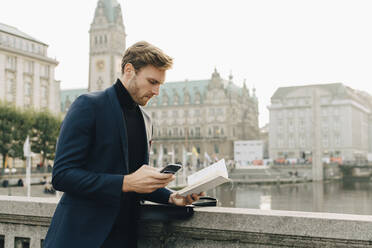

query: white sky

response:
[2,0,372,127]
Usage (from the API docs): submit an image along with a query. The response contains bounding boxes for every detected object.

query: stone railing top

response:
[1,196,372,242]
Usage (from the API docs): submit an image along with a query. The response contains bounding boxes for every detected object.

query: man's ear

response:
[123,63,135,76]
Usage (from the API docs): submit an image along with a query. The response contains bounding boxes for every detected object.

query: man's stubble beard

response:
[128,76,147,106]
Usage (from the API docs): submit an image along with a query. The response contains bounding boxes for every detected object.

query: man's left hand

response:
[168,192,206,206]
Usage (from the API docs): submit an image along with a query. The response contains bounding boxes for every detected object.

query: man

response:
[44,41,203,248]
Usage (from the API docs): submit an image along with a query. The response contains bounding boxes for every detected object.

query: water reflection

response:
[208,180,372,215]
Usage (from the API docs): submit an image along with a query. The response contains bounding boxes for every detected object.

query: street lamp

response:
[7,149,15,196]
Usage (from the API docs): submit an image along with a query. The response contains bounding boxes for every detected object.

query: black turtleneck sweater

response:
[102,79,147,247]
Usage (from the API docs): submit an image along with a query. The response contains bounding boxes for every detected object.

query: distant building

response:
[61,0,126,112]
[88,0,126,92]
[234,140,264,167]
[268,83,372,162]
[145,69,260,165]
[0,23,60,114]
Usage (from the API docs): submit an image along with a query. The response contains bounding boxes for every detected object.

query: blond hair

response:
[121,41,173,73]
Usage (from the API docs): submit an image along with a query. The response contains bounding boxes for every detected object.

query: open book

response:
[177,159,231,197]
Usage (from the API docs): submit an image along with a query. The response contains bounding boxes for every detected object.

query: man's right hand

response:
[122,165,175,193]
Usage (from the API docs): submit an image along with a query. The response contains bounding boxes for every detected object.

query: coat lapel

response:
[106,86,129,172]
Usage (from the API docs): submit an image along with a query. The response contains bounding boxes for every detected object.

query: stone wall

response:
[1,195,372,247]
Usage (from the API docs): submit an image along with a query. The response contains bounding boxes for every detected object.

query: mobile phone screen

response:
[160,164,182,174]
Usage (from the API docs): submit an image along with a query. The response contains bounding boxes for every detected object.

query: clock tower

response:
[88,0,126,92]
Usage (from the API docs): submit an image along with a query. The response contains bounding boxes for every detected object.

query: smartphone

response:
[160,164,182,174]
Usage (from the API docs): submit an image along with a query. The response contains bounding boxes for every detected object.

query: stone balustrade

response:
[1,195,372,247]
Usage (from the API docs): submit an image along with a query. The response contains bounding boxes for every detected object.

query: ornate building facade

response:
[88,0,126,92]
[145,69,260,166]
[0,23,60,114]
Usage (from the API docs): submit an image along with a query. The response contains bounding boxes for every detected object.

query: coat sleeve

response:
[140,187,173,204]
[52,95,123,206]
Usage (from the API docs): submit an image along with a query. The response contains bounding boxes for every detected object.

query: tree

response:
[0,102,16,167]
[31,111,61,166]
[0,102,31,167]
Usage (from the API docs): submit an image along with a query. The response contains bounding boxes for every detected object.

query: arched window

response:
[184,94,190,104]
[163,95,168,106]
[174,95,179,105]
[195,93,201,104]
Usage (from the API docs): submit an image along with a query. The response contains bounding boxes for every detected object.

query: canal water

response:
[210,180,372,215]
[2,180,372,216]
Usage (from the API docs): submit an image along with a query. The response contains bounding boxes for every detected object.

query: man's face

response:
[126,65,166,106]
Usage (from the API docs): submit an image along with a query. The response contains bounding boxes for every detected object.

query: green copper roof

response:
[148,80,209,106]
[98,0,120,23]
[147,77,249,106]
[60,88,88,112]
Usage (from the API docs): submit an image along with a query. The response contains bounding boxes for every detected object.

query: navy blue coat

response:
[44,85,171,248]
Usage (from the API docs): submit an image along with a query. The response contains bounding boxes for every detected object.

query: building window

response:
[24,60,34,74]
[174,95,179,105]
[322,136,329,148]
[184,110,189,117]
[277,138,284,148]
[40,64,50,78]
[335,134,341,147]
[213,126,219,136]
[184,94,190,104]
[299,137,305,148]
[162,95,168,105]
[195,93,201,104]
[15,237,30,248]
[209,108,215,116]
[195,127,200,137]
[214,144,219,154]
[172,110,178,117]
[6,56,17,70]
[24,77,32,97]
[40,79,49,108]
[6,71,15,102]
[173,127,178,136]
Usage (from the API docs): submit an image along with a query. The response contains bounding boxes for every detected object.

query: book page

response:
[178,175,231,197]
[187,159,228,186]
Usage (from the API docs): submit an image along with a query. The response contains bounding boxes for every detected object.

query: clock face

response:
[96,60,105,71]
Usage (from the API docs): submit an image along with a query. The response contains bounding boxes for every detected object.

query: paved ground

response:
[0,184,57,198]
